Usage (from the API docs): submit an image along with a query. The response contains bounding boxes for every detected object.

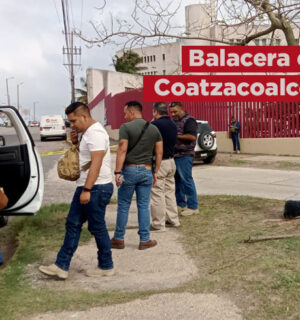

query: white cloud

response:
[0,0,201,119]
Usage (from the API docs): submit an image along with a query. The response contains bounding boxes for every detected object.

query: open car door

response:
[0,106,44,216]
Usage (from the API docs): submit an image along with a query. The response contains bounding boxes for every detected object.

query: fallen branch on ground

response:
[244,234,300,243]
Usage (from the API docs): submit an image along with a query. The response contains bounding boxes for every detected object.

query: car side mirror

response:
[0,136,6,146]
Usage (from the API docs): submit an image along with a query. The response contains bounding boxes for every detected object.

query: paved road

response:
[4,125,300,203]
[193,164,300,200]
[40,149,300,205]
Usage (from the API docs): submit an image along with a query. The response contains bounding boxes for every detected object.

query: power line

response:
[51,0,62,26]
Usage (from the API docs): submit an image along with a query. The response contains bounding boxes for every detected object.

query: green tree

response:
[75,77,87,103]
[113,51,145,74]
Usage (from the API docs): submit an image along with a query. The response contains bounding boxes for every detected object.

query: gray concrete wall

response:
[217,131,300,156]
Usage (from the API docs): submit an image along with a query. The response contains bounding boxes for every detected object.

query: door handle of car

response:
[0,152,16,161]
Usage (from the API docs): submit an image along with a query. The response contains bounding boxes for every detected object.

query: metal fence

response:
[104,89,300,138]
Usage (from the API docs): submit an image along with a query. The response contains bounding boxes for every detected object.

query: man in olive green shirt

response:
[112,101,163,250]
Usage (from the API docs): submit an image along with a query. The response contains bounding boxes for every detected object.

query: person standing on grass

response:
[169,102,199,217]
[229,116,241,154]
[150,102,180,231]
[39,102,114,279]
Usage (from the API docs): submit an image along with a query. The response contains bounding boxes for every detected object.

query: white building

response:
[116,3,299,76]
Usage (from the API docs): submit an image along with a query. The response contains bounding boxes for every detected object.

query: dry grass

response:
[179,195,300,320]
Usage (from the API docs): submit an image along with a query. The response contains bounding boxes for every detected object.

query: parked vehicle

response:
[0,106,44,227]
[28,120,40,127]
[194,120,217,164]
[40,115,66,141]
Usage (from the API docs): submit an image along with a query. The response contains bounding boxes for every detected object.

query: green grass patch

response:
[278,161,300,169]
[1,197,300,319]
[229,159,248,165]
[0,203,154,320]
[179,195,300,320]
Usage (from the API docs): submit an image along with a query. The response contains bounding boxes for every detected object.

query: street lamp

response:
[6,77,14,106]
[33,101,38,121]
[17,82,24,111]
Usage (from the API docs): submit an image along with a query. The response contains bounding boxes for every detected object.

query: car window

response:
[197,123,212,134]
[0,112,21,146]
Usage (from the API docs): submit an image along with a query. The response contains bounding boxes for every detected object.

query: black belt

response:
[162,156,174,160]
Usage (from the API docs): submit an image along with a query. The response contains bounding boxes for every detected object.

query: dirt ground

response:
[29,293,243,320]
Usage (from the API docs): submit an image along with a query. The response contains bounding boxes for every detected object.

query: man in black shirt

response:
[150,102,180,231]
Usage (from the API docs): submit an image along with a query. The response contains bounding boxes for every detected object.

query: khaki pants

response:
[151,158,180,229]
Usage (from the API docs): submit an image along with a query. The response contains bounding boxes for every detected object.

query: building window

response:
[163,70,166,75]
[153,55,156,62]
[147,56,149,62]
[162,54,165,61]
[230,39,234,44]
[150,56,153,62]
[144,56,146,63]
[262,39,267,46]
[254,39,260,46]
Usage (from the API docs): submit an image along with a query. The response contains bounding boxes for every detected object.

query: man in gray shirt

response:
[112,101,163,250]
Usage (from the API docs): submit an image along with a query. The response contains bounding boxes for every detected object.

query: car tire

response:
[0,216,8,228]
[198,132,214,150]
[40,137,45,141]
[203,155,216,164]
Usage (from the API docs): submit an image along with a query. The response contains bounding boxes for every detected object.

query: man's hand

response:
[153,172,157,187]
[71,129,78,145]
[80,190,91,204]
[115,174,122,187]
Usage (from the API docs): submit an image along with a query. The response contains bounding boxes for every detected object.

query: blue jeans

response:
[114,166,153,242]
[231,132,240,151]
[174,156,198,210]
[56,183,113,271]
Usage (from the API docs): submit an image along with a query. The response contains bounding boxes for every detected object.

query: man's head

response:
[153,102,168,120]
[124,100,143,122]
[231,115,236,122]
[65,102,92,132]
[169,102,185,120]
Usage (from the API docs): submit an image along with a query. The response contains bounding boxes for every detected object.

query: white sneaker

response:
[181,208,198,216]
[86,267,115,277]
[237,150,240,154]
[39,264,68,279]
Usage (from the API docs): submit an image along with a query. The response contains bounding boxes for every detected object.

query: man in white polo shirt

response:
[39,102,114,279]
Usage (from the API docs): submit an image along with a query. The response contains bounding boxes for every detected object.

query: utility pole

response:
[17,82,24,111]
[61,0,81,103]
[6,77,14,105]
[63,31,81,103]
[33,101,38,121]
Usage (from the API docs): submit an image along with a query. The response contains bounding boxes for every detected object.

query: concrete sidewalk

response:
[29,201,243,320]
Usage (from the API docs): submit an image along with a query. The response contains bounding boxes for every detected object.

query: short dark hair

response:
[169,102,183,108]
[153,102,168,115]
[125,100,143,113]
[65,102,90,116]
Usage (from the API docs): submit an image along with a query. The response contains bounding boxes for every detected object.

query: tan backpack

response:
[57,145,80,181]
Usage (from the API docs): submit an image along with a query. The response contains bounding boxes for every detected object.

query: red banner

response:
[181,46,300,73]
[143,75,300,102]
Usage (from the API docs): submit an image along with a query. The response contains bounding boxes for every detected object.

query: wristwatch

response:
[114,171,122,175]
[83,187,92,192]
